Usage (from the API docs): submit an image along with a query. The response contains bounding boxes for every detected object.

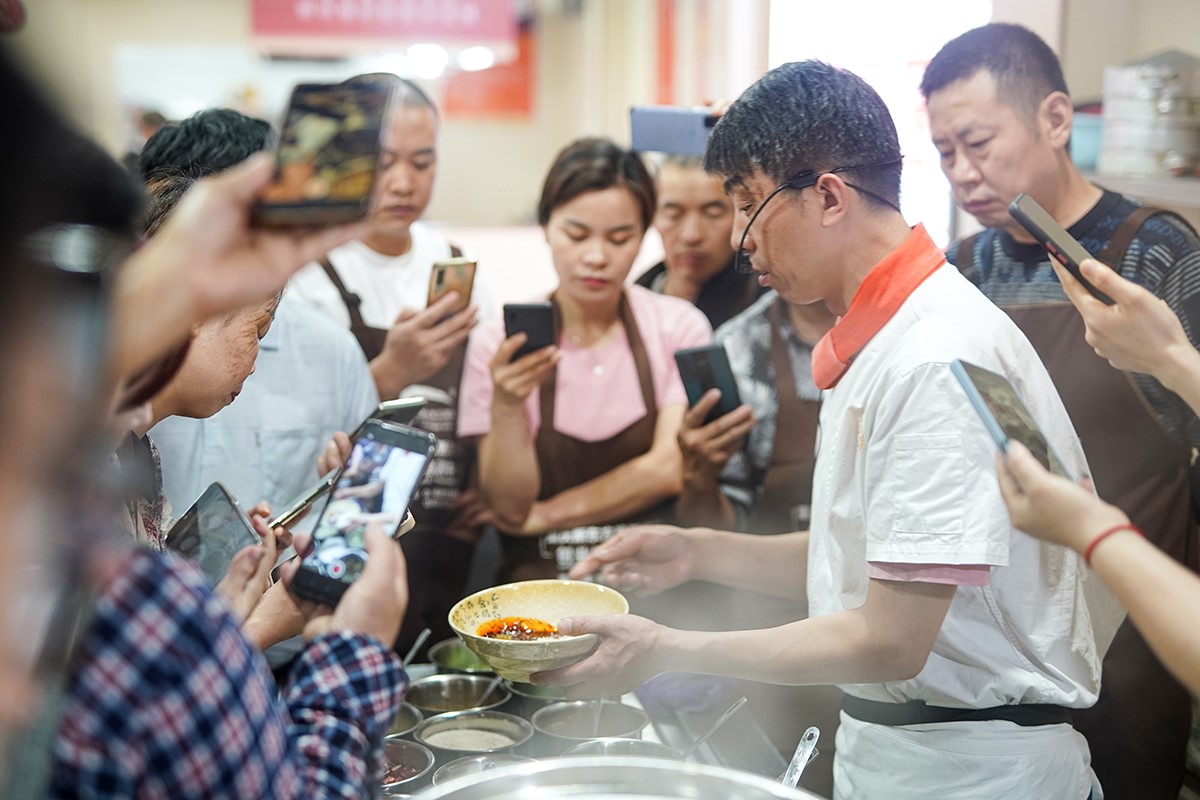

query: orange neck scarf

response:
[812,224,946,389]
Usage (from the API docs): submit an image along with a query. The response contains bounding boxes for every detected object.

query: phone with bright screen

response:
[950,359,1072,479]
[254,79,394,226]
[166,482,260,584]
[290,420,436,606]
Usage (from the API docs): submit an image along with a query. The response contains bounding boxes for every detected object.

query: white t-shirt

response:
[289,221,494,330]
[809,264,1122,711]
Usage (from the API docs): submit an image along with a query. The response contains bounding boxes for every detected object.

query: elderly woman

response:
[459,138,711,581]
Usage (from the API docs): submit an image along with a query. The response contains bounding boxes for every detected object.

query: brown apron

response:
[318,253,482,660]
[499,292,661,583]
[957,221,1196,800]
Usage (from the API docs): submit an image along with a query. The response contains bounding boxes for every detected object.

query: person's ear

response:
[815,173,850,227]
[1041,91,1074,150]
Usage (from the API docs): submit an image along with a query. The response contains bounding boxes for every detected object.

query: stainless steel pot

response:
[413,756,828,799]
[406,673,512,715]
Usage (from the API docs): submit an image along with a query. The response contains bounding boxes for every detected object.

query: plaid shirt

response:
[50,549,407,798]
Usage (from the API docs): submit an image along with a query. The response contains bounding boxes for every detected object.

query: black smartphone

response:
[254,80,395,226]
[268,468,340,530]
[950,359,1072,479]
[290,420,436,606]
[630,106,718,156]
[166,482,260,584]
[428,257,478,314]
[1008,193,1115,305]
[675,343,743,425]
[504,302,556,360]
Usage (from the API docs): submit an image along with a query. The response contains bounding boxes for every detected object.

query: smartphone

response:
[630,106,718,156]
[290,420,436,606]
[254,80,395,226]
[675,343,743,424]
[166,482,260,585]
[269,468,340,530]
[504,302,556,360]
[950,359,1072,479]
[1008,193,1115,305]
[427,257,477,314]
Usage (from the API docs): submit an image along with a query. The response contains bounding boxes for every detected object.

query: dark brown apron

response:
[498,292,660,583]
[957,220,1195,800]
[318,253,482,660]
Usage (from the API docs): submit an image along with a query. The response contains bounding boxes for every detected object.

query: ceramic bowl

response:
[448,580,628,682]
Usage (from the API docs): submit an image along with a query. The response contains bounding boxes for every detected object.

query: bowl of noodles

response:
[448,580,628,683]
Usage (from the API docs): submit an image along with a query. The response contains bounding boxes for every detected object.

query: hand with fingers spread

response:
[531,613,668,698]
[568,525,697,596]
[280,523,409,646]
[215,515,280,623]
[371,291,479,397]
[996,441,1127,554]
[490,333,560,408]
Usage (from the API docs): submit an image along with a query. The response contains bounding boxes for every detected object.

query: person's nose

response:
[680,212,704,245]
[731,217,754,255]
[383,164,415,197]
[946,149,981,189]
[582,238,608,268]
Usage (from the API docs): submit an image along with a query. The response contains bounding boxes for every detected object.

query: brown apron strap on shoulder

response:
[953,232,979,275]
[619,292,658,413]
[1096,206,1159,266]
[317,256,369,331]
[450,244,463,258]
[768,298,799,404]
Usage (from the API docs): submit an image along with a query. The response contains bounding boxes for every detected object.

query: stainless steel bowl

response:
[415,709,535,756]
[502,680,566,718]
[432,753,536,785]
[381,735,435,790]
[412,756,828,799]
[388,702,423,737]
[406,674,512,715]
[531,700,649,754]
[429,637,494,675]
[562,738,680,759]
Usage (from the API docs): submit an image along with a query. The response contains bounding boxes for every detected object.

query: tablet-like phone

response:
[950,359,1072,479]
[166,482,260,584]
[254,80,394,226]
[290,420,436,606]
[504,302,556,360]
[269,468,340,530]
[675,343,742,425]
[428,257,477,314]
[630,106,718,156]
[1008,193,1115,305]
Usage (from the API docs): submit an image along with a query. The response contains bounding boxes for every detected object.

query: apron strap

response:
[952,232,979,275]
[768,298,800,405]
[318,256,370,332]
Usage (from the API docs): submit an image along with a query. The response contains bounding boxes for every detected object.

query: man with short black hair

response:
[922,24,1200,799]
[139,108,272,180]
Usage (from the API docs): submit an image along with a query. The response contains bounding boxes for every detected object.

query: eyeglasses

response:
[732,159,904,274]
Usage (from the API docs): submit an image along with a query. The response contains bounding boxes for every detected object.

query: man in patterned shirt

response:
[923,23,1200,800]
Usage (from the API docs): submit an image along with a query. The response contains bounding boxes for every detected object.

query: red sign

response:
[252,0,517,41]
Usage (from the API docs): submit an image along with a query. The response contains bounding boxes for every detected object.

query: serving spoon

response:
[779,726,820,788]
[678,695,749,760]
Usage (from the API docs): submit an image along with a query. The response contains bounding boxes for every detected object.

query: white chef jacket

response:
[807,264,1123,799]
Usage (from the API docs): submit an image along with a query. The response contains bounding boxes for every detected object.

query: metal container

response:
[406,674,512,715]
[562,737,680,759]
[432,753,536,785]
[531,700,649,755]
[502,679,566,718]
[413,756,827,799]
[429,637,494,675]
[388,702,423,737]
[415,709,535,757]
[380,735,435,791]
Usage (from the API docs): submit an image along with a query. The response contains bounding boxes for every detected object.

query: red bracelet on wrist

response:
[1083,523,1144,567]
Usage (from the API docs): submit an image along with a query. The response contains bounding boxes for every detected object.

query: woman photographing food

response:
[459,138,711,581]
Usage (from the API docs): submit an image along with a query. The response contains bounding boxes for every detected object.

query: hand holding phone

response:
[503,302,556,360]
[290,421,435,606]
[675,343,743,425]
[1008,193,1115,305]
[951,359,1072,479]
[254,80,394,226]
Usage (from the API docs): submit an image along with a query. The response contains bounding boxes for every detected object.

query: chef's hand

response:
[997,441,1128,554]
[279,523,409,647]
[568,525,697,596]
[531,614,668,698]
[678,390,755,488]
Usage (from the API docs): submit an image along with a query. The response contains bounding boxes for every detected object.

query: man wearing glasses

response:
[540,61,1122,799]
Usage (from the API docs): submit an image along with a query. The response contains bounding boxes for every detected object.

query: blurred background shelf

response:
[1083,172,1200,228]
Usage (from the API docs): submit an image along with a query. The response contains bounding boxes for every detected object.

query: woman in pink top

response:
[459,138,711,581]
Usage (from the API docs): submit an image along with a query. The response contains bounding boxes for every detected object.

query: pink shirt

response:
[459,285,712,442]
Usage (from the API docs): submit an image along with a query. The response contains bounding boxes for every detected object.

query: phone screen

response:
[293,421,435,602]
[255,80,394,225]
[951,360,1071,479]
[166,482,259,584]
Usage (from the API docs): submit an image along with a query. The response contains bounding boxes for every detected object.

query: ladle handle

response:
[781,726,820,788]
[679,695,748,760]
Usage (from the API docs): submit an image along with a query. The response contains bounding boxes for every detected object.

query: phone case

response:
[428,258,477,312]
[674,343,742,424]
[504,302,556,359]
[254,80,394,226]
[1008,193,1115,305]
[630,106,716,156]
